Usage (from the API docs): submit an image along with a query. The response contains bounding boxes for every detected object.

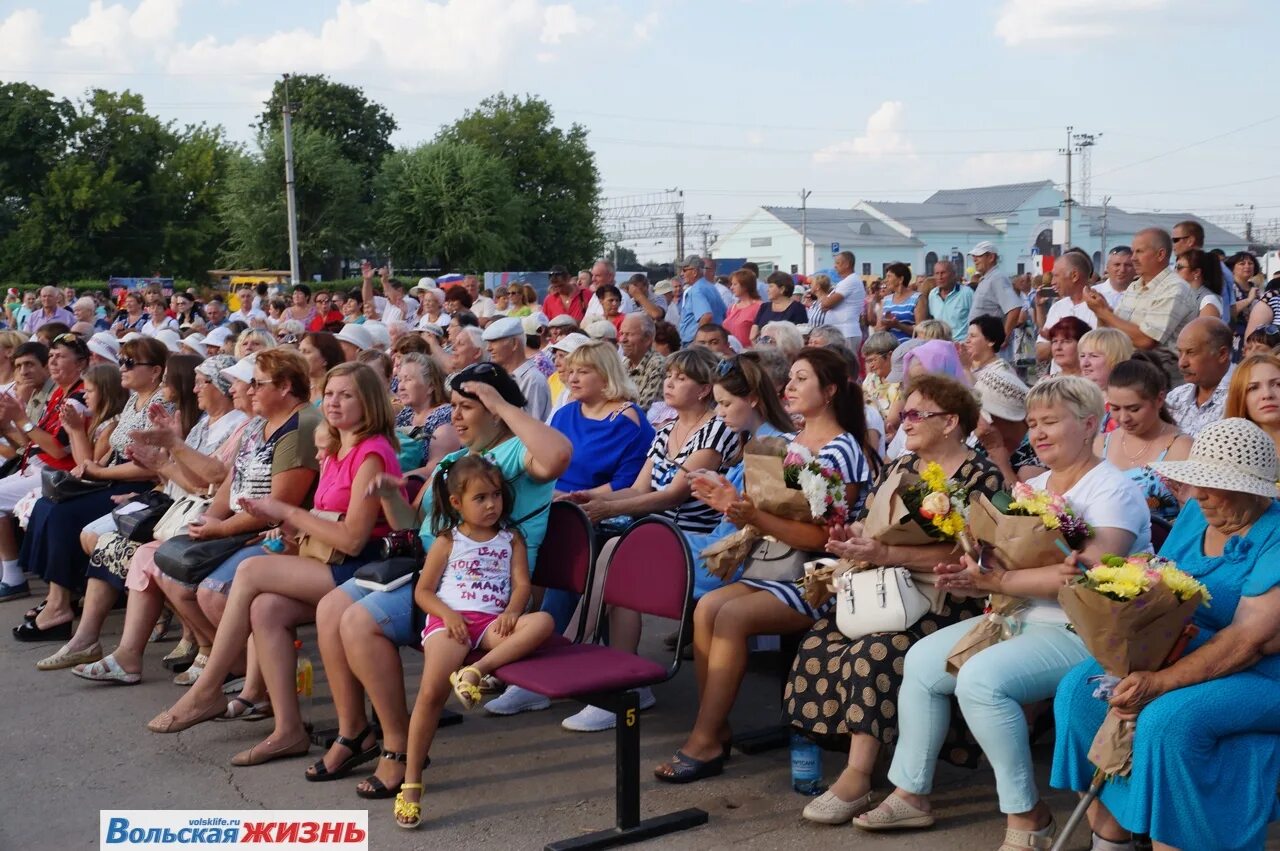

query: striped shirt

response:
[802,432,873,516]
[649,416,740,534]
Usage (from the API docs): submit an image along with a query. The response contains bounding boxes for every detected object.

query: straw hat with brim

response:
[1148,418,1279,499]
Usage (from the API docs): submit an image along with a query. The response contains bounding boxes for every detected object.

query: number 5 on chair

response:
[625,708,637,727]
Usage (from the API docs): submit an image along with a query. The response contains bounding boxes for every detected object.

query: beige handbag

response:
[298,510,345,564]
[152,489,214,542]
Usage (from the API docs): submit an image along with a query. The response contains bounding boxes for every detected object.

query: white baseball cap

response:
[203,326,234,349]
[220,352,257,385]
[482,316,525,341]
[586,320,617,341]
[336,324,373,352]
[88,332,119,363]
[153,328,182,353]
[968,240,998,257]
[363,321,391,350]
[548,333,591,355]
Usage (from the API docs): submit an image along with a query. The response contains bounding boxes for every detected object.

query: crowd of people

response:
[3,231,1280,849]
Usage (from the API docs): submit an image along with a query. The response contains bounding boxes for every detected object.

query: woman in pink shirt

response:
[722,268,763,347]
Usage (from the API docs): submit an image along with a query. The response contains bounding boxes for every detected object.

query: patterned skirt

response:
[784,595,985,769]
[86,530,142,592]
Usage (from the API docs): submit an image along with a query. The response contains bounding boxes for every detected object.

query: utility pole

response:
[1059,126,1073,251]
[1099,195,1111,261]
[1073,132,1098,206]
[281,74,301,284]
[675,189,685,262]
[800,188,812,275]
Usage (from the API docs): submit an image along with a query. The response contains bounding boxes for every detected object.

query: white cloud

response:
[995,0,1170,46]
[168,0,594,89]
[955,150,1058,186]
[0,9,43,68]
[64,0,182,52]
[632,8,660,40]
[812,100,916,164]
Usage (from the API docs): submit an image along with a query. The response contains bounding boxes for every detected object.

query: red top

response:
[308,309,343,332]
[542,287,589,323]
[27,380,85,472]
[313,434,404,536]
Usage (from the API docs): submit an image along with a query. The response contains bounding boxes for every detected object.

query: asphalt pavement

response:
[2,599,1276,850]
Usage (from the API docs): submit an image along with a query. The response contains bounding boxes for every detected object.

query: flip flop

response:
[72,654,141,685]
[653,749,726,784]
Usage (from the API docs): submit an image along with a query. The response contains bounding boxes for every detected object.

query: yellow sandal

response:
[394,783,424,829]
[449,666,483,710]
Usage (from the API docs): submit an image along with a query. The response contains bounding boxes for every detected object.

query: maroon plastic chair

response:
[528,501,597,645]
[492,515,707,850]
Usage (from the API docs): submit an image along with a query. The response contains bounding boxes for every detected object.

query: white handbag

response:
[835,565,931,641]
[152,490,214,542]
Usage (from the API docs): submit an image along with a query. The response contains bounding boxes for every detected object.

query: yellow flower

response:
[935,512,966,538]
[1157,565,1211,604]
[1042,513,1061,530]
[920,462,948,493]
[1095,580,1144,600]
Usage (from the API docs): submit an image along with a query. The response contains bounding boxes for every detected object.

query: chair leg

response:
[544,690,708,851]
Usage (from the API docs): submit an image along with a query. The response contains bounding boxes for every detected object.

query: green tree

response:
[156,125,239,280]
[0,82,74,239]
[374,140,524,271]
[219,127,367,278]
[437,93,601,270]
[258,74,396,186]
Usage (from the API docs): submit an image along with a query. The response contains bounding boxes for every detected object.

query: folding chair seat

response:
[493,515,707,850]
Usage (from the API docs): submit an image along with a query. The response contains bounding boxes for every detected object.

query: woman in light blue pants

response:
[853,377,1151,851]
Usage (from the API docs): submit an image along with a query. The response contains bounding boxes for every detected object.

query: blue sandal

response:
[653,749,726,784]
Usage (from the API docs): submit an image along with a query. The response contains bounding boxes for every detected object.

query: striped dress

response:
[739,432,872,618]
[648,416,740,535]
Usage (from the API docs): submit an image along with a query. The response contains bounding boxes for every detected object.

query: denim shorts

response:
[338,578,419,647]
[199,542,380,596]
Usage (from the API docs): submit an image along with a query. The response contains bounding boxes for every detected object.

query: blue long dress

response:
[1051,499,1280,851]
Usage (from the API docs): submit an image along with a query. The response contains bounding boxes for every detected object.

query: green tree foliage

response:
[374,140,524,271]
[438,93,602,270]
[1,89,235,281]
[0,82,74,238]
[259,74,396,186]
[219,127,366,279]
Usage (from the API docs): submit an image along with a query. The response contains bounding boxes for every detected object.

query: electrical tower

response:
[599,189,694,263]
[1073,131,1100,207]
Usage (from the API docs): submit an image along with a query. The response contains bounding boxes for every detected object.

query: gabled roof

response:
[860,201,1002,235]
[762,206,922,248]
[1074,206,1247,248]
[924,180,1057,216]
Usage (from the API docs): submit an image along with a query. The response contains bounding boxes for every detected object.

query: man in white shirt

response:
[1092,246,1135,311]
[465,275,497,326]
[361,263,419,325]
[621,273,667,323]
[228,284,266,325]
[704,256,734,310]
[819,250,867,349]
[482,316,551,421]
[584,259,651,320]
[1036,252,1097,370]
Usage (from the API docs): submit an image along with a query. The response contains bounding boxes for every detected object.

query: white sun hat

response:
[1148,418,1279,499]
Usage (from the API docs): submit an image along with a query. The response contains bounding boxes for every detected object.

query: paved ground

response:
[2,598,1277,850]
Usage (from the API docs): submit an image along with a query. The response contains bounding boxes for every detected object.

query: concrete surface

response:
[1,602,1276,850]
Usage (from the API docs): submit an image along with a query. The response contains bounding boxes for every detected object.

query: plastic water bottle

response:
[295,640,313,733]
[790,733,824,795]
[264,535,286,554]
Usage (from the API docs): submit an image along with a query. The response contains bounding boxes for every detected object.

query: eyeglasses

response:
[1175,264,1190,271]
[757,335,776,346]
[119,358,157,371]
[1172,234,1193,242]
[54,333,79,345]
[248,377,276,390]
[278,334,298,344]
[900,408,948,425]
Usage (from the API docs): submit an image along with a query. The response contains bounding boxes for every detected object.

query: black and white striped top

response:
[649,416,740,534]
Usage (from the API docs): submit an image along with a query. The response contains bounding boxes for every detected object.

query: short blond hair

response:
[564,340,638,402]
[914,319,952,341]
[1078,328,1134,369]
[1027,374,1105,423]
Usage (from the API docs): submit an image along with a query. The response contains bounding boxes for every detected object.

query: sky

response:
[2,0,1277,261]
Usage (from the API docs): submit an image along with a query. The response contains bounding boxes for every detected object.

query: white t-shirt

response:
[433,528,514,616]
[1091,280,1127,311]
[863,404,886,460]
[472,296,497,319]
[1197,291,1223,317]
[1021,461,1151,625]
[584,289,640,321]
[373,295,419,325]
[826,274,867,339]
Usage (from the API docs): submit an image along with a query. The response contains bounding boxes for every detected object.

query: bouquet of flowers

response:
[945,484,1092,674]
[702,438,848,580]
[1058,553,1209,776]
[862,461,968,546]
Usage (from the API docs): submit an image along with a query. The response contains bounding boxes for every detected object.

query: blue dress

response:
[1101,431,1181,522]
[1051,499,1280,850]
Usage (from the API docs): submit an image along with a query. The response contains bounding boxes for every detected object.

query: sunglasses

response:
[278,333,298,344]
[900,408,948,425]
[756,335,775,346]
[715,356,741,377]
[248,377,276,390]
[119,358,158,371]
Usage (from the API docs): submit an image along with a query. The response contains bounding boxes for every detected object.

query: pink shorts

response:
[422,611,500,649]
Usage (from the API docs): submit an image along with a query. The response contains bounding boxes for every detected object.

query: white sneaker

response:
[483,684,551,716]
[561,688,656,732]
